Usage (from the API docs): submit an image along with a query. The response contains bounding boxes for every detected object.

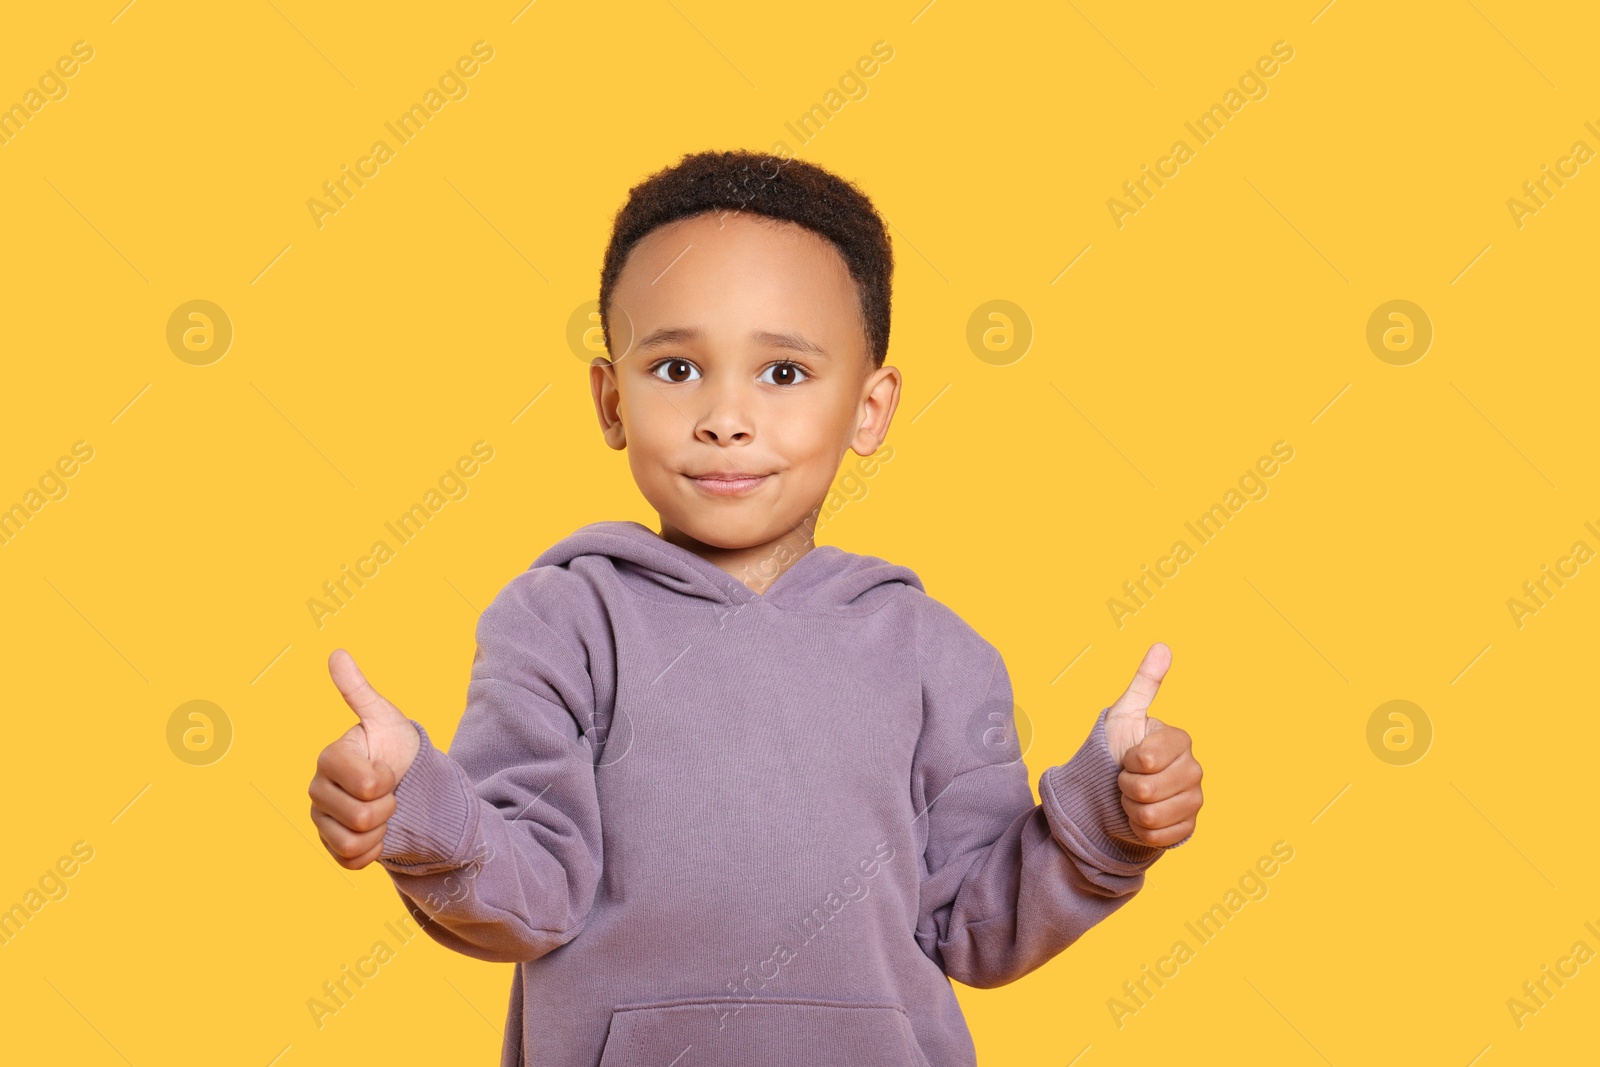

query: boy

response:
[308,149,1203,1066]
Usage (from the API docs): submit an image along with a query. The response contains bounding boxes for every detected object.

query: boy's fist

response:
[307,649,422,869]
[1103,642,1202,848]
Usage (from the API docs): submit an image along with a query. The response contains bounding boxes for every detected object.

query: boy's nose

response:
[696,422,752,443]
[694,393,755,443]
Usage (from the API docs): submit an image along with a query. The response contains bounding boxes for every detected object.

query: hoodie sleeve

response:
[911,603,1188,988]
[374,566,607,964]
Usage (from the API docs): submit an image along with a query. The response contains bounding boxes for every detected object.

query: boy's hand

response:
[307,649,422,869]
[1103,642,1202,847]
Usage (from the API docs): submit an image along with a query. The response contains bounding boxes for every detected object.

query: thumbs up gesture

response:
[1103,642,1203,847]
[307,649,422,869]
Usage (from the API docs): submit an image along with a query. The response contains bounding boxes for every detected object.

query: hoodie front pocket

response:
[595,996,933,1067]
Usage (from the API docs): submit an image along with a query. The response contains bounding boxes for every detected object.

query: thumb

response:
[328,649,401,727]
[1107,642,1173,722]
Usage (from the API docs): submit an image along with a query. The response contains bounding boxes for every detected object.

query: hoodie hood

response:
[530,519,924,615]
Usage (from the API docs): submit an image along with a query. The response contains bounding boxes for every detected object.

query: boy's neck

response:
[657,510,820,596]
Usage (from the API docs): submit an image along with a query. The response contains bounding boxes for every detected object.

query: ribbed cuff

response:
[1039,707,1177,870]
[378,720,477,872]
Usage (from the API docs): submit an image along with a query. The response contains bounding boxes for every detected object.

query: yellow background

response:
[2,0,1596,1063]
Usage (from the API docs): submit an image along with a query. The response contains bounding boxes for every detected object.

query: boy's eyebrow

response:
[634,326,830,360]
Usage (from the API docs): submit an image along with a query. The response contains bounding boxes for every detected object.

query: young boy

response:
[308,149,1203,1067]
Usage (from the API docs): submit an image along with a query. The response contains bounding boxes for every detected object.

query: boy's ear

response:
[590,359,627,449]
[848,365,900,456]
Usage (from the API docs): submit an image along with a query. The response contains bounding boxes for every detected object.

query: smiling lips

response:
[685,471,771,495]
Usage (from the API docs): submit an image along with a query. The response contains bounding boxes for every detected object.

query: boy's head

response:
[590,149,901,557]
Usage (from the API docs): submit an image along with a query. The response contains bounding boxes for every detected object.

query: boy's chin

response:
[660,510,807,554]
[667,515,767,551]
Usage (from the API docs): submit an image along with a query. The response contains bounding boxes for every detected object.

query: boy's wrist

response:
[1040,707,1170,869]
[378,719,477,872]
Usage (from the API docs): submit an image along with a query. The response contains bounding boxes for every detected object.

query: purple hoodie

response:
[377,520,1183,1066]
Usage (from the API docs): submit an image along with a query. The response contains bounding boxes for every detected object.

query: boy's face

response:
[592,210,900,557]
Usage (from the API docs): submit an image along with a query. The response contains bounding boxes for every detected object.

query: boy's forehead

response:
[612,212,864,358]
[623,211,837,277]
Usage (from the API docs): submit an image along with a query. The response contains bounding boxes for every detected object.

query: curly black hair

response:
[598,149,894,370]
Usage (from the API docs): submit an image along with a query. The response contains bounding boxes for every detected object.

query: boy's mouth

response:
[684,471,772,496]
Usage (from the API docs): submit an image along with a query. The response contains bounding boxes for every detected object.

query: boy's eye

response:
[648,359,808,386]
[650,358,700,383]
[759,361,807,386]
